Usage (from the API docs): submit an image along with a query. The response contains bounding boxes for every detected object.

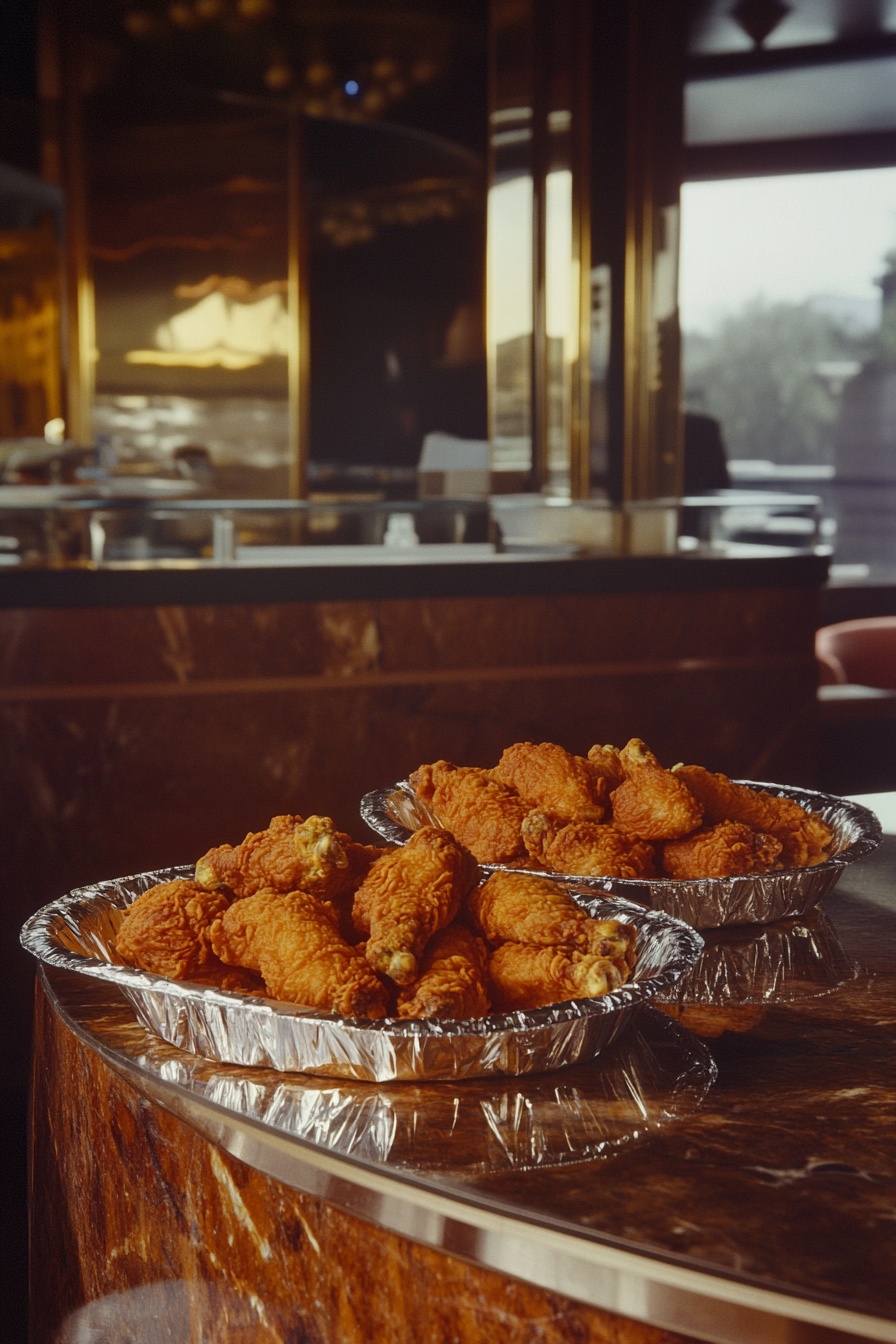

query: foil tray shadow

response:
[360,781,883,930]
[21,869,703,1083]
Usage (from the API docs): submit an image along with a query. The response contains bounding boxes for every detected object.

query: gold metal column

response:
[488,0,686,504]
[618,0,686,502]
[40,0,95,446]
[287,103,310,501]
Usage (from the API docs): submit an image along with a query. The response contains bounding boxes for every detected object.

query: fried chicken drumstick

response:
[468,870,637,965]
[610,739,704,841]
[396,923,491,1020]
[672,765,833,867]
[491,741,609,822]
[352,825,478,986]
[488,943,627,1012]
[195,814,383,902]
[660,820,782,879]
[116,879,232,982]
[521,811,657,880]
[210,889,390,1018]
[408,760,531,864]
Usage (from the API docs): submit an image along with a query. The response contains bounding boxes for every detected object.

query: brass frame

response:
[40,0,95,445]
[287,105,311,501]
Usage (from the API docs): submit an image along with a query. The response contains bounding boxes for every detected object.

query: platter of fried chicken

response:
[20,810,703,1080]
[361,737,882,929]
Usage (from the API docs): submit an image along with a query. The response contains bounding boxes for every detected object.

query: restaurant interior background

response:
[3,0,896,1338]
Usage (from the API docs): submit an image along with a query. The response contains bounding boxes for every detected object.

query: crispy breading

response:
[209,889,390,1018]
[586,743,626,790]
[468,870,637,967]
[491,741,609,822]
[352,826,479,986]
[672,765,833,867]
[610,738,704,840]
[521,810,657,880]
[194,814,383,902]
[660,820,783,879]
[488,942,628,1011]
[408,760,531,864]
[115,879,231,981]
[396,923,491,1020]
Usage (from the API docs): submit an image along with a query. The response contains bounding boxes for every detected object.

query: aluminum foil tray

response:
[360,781,883,930]
[21,868,703,1083]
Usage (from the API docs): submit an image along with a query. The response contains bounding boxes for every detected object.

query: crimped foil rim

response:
[20,868,704,1041]
[360,779,881,892]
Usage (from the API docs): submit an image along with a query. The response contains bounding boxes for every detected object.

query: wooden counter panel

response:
[0,588,816,687]
[30,985,701,1344]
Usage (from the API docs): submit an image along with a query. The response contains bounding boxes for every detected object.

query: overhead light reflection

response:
[125,279,289,370]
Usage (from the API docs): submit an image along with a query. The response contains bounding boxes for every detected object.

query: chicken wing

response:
[491,741,609,822]
[672,765,833,867]
[209,888,391,1018]
[352,826,479,985]
[660,820,783,879]
[195,814,383,902]
[396,923,491,1020]
[468,869,637,967]
[521,811,657,880]
[408,760,531,864]
[115,879,231,981]
[488,942,627,1011]
[610,738,704,840]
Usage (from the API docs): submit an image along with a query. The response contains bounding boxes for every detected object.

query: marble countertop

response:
[38,817,896,1344]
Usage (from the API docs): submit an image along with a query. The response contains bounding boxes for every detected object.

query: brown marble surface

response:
[32,976,707,1344]
[29,834,896,1344]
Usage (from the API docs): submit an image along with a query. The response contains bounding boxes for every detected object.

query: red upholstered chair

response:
[815,616,896,689]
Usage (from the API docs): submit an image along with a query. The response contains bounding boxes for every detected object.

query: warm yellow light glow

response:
[545,169,573,341]
[124,281,291,370]
[44,417,66,443]
[156,290,289,356]
[125,347,264,369]
[487,175,533,347]
[487,170,573,346]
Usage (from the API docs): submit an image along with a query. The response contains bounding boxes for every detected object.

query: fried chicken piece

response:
[396,923,491,1020]
[408,760,531,864]
[610,738,704,840]
[491,741,609,823]
[209,889,390,1018]
[672,765,834,868]
[115,879,231,981]
[352,826,479,986]
[521,811,657,880]
[468,870,637,967]
[586,743,626,791]
[195,814,380,902]
[660,820,783,879]
[488,943,628,1012]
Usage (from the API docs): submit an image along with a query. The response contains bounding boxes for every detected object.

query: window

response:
[680,167,896,581]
